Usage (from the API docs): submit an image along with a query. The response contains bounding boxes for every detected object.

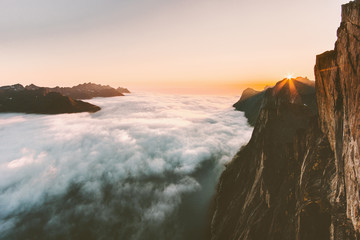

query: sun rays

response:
[273,76,300,103]
[286,74,294,80]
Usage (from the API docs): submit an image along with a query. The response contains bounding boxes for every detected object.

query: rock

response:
[209,78,330,240]
[116,87,131,94]
[208,1,360,239]
[0,85,100,114]
[233,78,316,126]
[239,88,261,101]
[233,88,265,126]
[48,83,125,99]
[25,84,41,91]
[0,84,25,91]
[315,0,360,235]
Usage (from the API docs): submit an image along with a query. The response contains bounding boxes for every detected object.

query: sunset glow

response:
[288,78,298,97]
[0,1,357,238]
[0,0,349,94]
[286,74,294,80]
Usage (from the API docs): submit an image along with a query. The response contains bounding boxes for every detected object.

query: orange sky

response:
[0,0,349,95]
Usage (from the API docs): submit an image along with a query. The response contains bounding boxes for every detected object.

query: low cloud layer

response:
[0,93,252,239]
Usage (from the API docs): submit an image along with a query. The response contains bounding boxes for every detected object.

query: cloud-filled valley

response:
[0,93,253,240]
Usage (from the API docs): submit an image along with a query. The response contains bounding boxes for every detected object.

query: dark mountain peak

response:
[46,83,127,99]
[73,82,112,90]
[0,82,131,114]
[116,87,131,94]
[0,86,100,114]
[25,84,40,90]
[234,77,316,126]
[0,84,25,91]
[239,88,260,101]
[272,78,316,108]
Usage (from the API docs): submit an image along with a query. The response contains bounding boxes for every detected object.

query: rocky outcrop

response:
[0,81,131,114]
[116,87,131,94]
[233,88,264,126]
[208,80,339,240]
[208,1,360,239]
[233,77,316,126]
[315,0,360,235]
[0,85,100,114]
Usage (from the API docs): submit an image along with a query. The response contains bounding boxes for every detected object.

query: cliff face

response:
[315,0,360,234]
[209,83,345,240]
[233,88,264,126]
[208,1,360,239]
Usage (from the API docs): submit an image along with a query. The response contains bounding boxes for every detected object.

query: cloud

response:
[0,93,252,240]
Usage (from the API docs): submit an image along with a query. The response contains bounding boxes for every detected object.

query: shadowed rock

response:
[0,85,100,114]
[233,77,316,126]
[116,87,131,94]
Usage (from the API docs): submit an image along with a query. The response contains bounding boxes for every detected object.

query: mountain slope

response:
[47,83,125,99]
[233,77,316,126]
[208,1,360,239]
[0,85,100,114]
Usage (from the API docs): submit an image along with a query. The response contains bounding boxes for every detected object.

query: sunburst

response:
[286,74,294,80]
[273,74,299,102]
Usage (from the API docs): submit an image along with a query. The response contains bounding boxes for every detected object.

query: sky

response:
[0,0,350,94]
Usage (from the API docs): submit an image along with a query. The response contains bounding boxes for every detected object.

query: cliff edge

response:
[208,1,360,239]
[315,0,360,235]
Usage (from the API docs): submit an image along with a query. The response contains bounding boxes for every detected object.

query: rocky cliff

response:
[233,77,316,126]
[233,88,264,126]
[0,85,100,114]
[315,0,360,236]
[208,1,360,239]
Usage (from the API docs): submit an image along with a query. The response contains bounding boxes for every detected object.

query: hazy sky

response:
[0,0,349,94]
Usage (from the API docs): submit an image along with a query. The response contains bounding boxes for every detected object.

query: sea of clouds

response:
[0,93,253,240]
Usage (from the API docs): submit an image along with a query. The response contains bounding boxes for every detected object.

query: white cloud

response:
[0,93,252,239]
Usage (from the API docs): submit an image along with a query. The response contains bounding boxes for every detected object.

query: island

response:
[0,83,130,114]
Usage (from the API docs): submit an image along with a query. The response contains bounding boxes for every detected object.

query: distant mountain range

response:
[26,82,131,100]
[0,83,130,114]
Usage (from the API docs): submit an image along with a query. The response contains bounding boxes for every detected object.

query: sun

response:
[286,74,294,80]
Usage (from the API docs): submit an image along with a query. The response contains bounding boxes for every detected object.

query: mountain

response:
[116,87,131,94]
[48,83,126,99]
[0,82,131,114]
[0,85,100,114]
[208,1,360,239]
[233,88,264,126]
[233,77,316,126]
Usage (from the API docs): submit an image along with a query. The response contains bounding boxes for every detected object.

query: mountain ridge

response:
[22,82,130,99]
[0,82,130,114]
[233,77,316,126]
[0,86,100,114]
[208,1,360,239]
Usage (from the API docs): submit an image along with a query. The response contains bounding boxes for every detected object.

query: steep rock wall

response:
[315,0,360,233]
[208,1,360,239]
